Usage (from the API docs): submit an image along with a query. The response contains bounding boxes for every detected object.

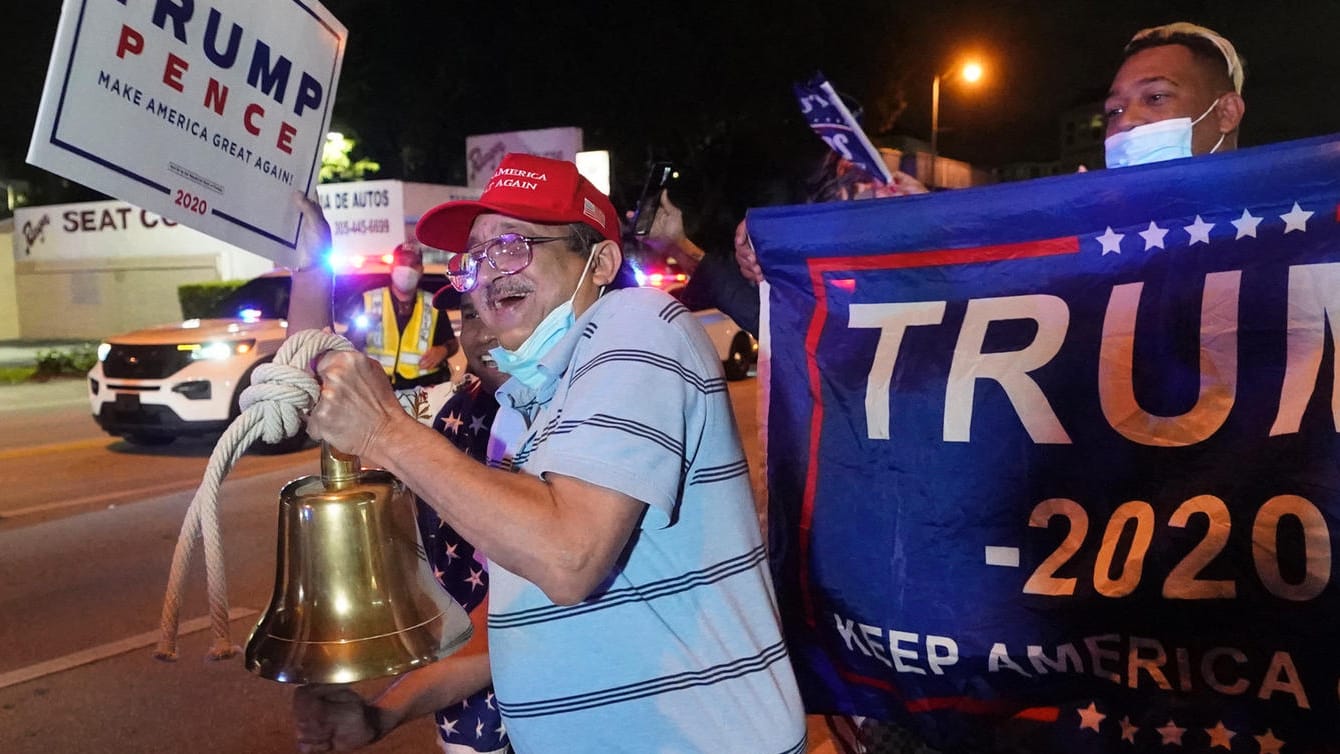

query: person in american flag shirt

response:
[292,290,511,754]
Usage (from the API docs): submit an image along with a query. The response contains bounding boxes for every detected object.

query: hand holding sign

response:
[793,72,893,186]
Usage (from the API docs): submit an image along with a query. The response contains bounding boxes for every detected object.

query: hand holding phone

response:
[632,162,677,236]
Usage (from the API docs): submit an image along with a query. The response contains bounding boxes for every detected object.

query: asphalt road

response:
[0,382,352,754]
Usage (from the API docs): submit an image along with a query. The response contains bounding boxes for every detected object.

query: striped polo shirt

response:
[488,286,805,753]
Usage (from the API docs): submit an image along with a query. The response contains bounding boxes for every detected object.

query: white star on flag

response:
[1231,208,1262,239]
[1138,221,1168,250]
[1205,721,1236,749]
[1119,716,1139,743]
[443,542,459,562]
[441,411,464,434]
[476,719,485,738]
[1096,227,1124,255]
[465,567,485,590]
[1255,729,1285,754]
[1156,719,1186,745]
[439,718,459,736]
[469,413,488,433]
[1280,201,1314,233]
[1076,702,1105,732]
[1184,214,1214,245]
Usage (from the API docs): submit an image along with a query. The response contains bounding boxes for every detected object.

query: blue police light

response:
[628,261,685,290]
[629,261,649,287]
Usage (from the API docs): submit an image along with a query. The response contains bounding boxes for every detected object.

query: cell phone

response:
[632,162,677,236]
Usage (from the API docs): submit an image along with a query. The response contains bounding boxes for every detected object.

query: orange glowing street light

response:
[931,58,987,188]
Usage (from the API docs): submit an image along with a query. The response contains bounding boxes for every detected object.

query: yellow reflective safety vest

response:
[362,287,442,380]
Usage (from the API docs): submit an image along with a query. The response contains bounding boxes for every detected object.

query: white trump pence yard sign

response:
[28,0,346,268]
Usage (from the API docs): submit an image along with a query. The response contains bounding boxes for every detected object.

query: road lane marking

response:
[0,607,259,690]
[0,437,111,460]
[1,463,313,519]
[2,479,198,518]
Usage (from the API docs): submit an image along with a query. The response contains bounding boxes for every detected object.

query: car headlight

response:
[97,342,111,362]
[182,339,256,361]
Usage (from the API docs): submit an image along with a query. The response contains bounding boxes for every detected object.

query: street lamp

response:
[930,59,985,188]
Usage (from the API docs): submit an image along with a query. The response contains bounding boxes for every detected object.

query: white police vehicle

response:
[689,306,757,381]
[659,279,756,381]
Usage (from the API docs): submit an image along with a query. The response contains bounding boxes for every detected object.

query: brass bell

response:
[245,443,473,684]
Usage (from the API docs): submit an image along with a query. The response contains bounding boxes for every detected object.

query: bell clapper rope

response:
[153,329,354,662]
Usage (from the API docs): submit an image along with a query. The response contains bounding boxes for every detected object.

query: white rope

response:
[154,329,354,661]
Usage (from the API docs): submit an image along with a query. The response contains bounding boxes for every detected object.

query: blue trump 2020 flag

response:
[750,134,1340,753]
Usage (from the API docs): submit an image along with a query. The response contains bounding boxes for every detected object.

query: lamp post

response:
[930,59,984,189]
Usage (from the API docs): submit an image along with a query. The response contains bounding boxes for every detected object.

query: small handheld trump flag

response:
[793,72,893,185]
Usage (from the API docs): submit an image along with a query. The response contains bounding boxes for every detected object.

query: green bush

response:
[34,343,99,377]
[179,280,246,319]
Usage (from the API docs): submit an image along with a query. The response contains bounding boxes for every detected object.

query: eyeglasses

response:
[445,233,571,292]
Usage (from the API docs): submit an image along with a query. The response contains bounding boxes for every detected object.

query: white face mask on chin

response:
[1105,98,1225,169]
[489,248,600,391]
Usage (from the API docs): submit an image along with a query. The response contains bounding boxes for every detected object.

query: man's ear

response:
[1216,92,1245,134]
[589,240,623,288]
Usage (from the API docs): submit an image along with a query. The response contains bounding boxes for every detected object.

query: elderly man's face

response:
[1104,44,1228,156]
[467,213,590,351]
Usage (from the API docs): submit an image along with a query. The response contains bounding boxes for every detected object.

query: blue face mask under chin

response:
[1104,98,1224,168]
[489,248,598,391]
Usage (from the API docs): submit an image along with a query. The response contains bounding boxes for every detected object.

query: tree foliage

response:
[319,132,381,183]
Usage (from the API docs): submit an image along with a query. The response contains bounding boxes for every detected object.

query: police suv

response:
[88,269,459,451]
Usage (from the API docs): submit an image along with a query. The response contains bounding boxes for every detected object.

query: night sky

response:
[3,0,1336,219]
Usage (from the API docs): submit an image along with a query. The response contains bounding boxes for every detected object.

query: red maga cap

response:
[416,153,619,252]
